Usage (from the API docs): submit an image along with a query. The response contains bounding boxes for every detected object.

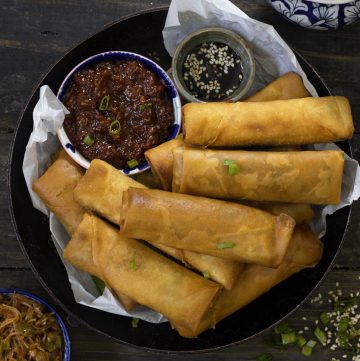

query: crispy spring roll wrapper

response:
[183,96,354,147]
[32,154,85,235]
[175,224,324,338]
[74,159,242,289]
[172,148,344,205]
[88,213,221,331]
[245,72,310,102]
[120,188,296,267]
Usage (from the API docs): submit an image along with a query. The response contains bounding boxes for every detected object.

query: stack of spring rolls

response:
[32,72,354,338]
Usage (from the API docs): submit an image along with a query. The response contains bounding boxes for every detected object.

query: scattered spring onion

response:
[139,102,152,110]
[216,242,235,250]
[92,275,105,295]
[256,352,273,361]
[319,311,330,325]
[202,270,210,279]
[127,159,139,168]
[223,159,239,175]
[335,297,358,312]
[274,323,292,335]
[301,339,317,356]
[130,259,139,271]
[338,316,350,331]
[83,134,94,146]
[109,119,121,135]
[281,331,297,345]
[99,94,110,110]
[131,318,139,328]
[314,327,327,346]
[296,334,307,348]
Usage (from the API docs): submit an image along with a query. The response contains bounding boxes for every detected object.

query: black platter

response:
[8,8,351,353]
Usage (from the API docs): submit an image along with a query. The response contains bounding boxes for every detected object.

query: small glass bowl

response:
[171,27,255,103]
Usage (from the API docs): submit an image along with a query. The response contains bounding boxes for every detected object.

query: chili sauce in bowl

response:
[172,28,255,103]
[57,51,181,175]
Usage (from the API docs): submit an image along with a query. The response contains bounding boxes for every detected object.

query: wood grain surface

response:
[1,0,360,360]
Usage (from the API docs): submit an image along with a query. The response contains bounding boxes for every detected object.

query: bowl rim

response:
[310,0,356,4]
[0,288,71,361]
[171,27,256,103]
[56,50,182,175]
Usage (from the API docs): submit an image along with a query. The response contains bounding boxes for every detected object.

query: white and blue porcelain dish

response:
[267,0,360,30]
[57,51,182,175]
[0,288,71,361]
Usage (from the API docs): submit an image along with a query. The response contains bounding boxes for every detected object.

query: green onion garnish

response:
[338,316,350,331]
[301,340,317,356]
[335,297,358,312]
[223,159,239,176]
[216,242,235,250]
[92,275,105,295]
[99,95,110,110]
[202,270,210,279]
[127,159,139,168]
[274,323,292,335]
[256,352,273,361]
[131,318,139,328]
[281,331,297,345]
[320,312,330,325]
[314,327,327,346]
[109,119,121,135]
[139,102,152,110]
[296,334,307,348]
[130,259,139,271]
[83,134,94,146]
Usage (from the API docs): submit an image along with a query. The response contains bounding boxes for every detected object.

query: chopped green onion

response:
[202,270,210,279]
[109,119,121,135]
[296,334,307,348]
[256,352,273,361]
[223,159,239,175]
[127,159,139,168]
[281,331,296,345]
[314,327,327,346]
[274,323,292,335]
[301,340,317,356]
[338,316,350,331]
[130,259,139,271]
[83,134,94,146]
[335,297,358,312]
[216,242,235,250]
[264,335,289,350]
[92,275,105,295]
[320,312,330,325]
[139,102,152,110]
[99,95,110,110]
[131,318,139,328]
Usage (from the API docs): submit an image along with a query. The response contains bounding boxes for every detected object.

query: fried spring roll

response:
[172,148,344,205]
[86,213,221,331]
[74,159,242,289]
[120,188,296,267]
[183,96,354,147]
[174,225,324,338]
[245,72,310,102]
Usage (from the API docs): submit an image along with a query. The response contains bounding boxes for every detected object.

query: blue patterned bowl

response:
[267,0,360,30]
[57,51,181,175]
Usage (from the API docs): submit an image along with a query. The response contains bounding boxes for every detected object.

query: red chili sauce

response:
[63,59,174,168]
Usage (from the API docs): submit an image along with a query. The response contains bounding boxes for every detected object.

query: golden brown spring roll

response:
[183,96,354,147]
[172,148,344,205]
[74,159,242,289]
[32,153,85,235]
[120,188,296,267]
[86,213,221,331]
[175,224,324,338]
[245,72,310,102]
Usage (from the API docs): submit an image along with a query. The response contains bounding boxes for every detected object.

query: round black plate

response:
[8,8,351,353]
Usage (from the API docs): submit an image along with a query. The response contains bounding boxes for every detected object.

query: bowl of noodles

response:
[0,289,70,361]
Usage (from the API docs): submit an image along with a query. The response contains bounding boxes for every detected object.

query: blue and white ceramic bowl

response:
[0,289,71,361]
[267,0,360,30]
[57,51,182,175]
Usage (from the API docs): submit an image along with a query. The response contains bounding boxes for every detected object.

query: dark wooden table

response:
[2,1,360,360]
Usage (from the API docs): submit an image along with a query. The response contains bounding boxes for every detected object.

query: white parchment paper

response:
[22,0,360,323]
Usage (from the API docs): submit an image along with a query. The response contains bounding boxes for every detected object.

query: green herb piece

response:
[216,242,235,250]
[109,119,121,135]
[296,334,307,348]
[223,159,239,176]
[320,312,330,325]
[264,335,289,350]
[301,340,317,356]
[131,318,139,328]
[274,322,292,335]
[281,331,296,345]
[130,259,139,271]
[83,134,94,146]
[256,352,273,361]
[92,275,105,295]
[139,102,152,110]
[314,327,327,346]
[202,270,210,279]
[335,297,358,312]
[338,316,350,331]
[127,159,139,168]
[99,95,110,110]
[15,321,35,336]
